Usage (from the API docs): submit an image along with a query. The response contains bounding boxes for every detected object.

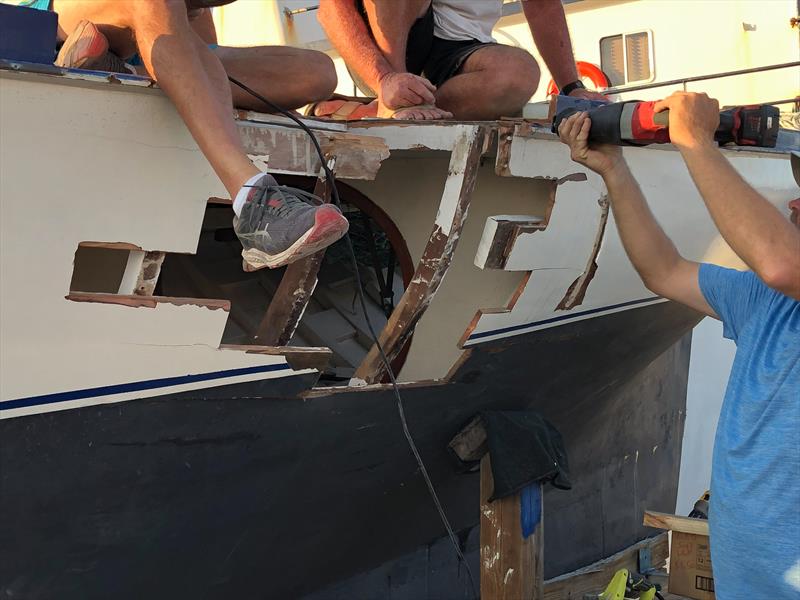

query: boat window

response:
[600,30,653,87]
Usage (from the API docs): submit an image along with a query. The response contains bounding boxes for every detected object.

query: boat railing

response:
[603,61,800,109]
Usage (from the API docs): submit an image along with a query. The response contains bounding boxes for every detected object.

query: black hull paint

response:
[0,302,700,599]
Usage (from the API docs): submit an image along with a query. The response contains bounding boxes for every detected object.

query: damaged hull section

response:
[0,302,697,599]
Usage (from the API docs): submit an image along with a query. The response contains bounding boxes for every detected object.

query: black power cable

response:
[228,76,478,597]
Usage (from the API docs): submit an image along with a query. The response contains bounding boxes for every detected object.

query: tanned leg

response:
[213,46,337,111]
[436,45,541,120]
[52,0,259,199]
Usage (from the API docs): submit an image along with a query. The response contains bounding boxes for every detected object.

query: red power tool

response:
[552,97,781,148]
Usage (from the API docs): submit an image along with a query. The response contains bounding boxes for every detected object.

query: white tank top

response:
[432,0,503,44]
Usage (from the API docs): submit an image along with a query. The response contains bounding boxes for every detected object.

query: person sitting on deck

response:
[559,91,800,600]
[316,0,606,121]
[5,0,348,269]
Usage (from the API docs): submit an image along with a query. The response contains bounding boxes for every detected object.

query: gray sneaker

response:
[234,175,349,269]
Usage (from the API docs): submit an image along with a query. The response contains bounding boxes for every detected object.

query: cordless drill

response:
[552,97,781,148]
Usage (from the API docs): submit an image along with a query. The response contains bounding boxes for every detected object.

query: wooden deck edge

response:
[66,293,230,312]
[219,344,333,372]
[543,533,669,600]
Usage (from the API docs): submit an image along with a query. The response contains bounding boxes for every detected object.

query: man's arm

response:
[190,8,218,44]
[558,112,716,316]
[318,0,441,113]
[655,92,800,300]
[521,0,605,101]
[318,0,393,93]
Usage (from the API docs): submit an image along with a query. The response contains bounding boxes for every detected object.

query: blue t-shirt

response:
[699,264,800,599]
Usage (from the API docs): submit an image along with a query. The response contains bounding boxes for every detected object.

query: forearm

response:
[681,144,800,296]
[318,0,393,92]
[522,0,578,88]
[604,163,684,291]
[190,8,218,44]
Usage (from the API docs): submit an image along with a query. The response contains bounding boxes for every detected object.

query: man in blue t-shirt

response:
[558,91,799,599]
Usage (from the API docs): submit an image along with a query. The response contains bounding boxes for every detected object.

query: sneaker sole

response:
[55,20,108,69]
[242,205,349,270]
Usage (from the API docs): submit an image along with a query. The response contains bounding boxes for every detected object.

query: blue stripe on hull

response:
[467,296,661,341]
[1,363,292,411]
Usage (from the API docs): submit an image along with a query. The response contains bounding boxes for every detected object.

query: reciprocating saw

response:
[551,97,781,148]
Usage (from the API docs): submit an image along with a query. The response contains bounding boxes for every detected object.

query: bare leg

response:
[362,0,430,73]
[213,46,337,111]
[52,0,259,199]
[436,45,541,121]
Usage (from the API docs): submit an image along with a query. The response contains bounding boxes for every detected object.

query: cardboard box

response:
[644,511,715,600]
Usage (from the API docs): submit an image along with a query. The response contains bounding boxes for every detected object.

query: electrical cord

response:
[228,76,478,598]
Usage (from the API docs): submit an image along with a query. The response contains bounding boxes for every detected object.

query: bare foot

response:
[378,101,453,120]
[311,99,378,120]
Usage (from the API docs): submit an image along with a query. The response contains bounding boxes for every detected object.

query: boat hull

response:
[0,301,699,599]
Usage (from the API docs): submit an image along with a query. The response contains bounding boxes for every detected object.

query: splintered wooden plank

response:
[354,125,487,383]
[253,159,336,346]
[219,344,332,372]
[237,122,387,180]
[542,533,668,600]
[474,216,546,270]
[66,292,230,311]
[480,455,543,600]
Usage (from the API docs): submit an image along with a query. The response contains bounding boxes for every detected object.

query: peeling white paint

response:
[504,568,515,584]
[433,126,482,236]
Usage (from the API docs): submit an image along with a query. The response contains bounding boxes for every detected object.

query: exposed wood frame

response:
[273,176,415,288]
[237,121,388,180]
[556,194,610,310]
[275,173,417,379]
[252,158,337,346]
[474,217,547,270]
[134,251,166,296]
[543,533,669,600]
[219,344,333,372]
[75,242,165,297]
[354,125,488,383]
[66,292,230,311]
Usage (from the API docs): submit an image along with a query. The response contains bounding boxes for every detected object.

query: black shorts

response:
[351,1,494,95]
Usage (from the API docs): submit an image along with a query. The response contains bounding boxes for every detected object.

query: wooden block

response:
[480,455,543,600]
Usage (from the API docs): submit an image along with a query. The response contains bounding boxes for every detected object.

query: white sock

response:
[232,173,267,217]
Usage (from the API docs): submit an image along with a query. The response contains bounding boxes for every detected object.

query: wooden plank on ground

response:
[543,533,668,600]
[644,511,709,536]
[354,125,487,383]
[480,455,543,600]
